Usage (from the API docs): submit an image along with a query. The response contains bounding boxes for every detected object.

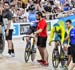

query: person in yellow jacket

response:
[49,21,67,45]
[49,21,68,61]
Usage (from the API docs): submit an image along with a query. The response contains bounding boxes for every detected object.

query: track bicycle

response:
[22,34,36,63]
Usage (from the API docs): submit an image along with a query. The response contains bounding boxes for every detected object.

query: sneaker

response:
[31,60,37,64]
[11,53,15,57]
[41,61,49,66]
[5,53,12,57]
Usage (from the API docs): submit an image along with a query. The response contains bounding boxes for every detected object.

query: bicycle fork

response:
[31,38,36,53]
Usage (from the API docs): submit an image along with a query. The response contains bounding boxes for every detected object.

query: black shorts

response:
[68,47,71,55]
[5,29,13,40]
[70,45,75,63]
[37,36,47,48]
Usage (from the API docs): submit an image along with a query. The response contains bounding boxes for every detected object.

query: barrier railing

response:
[44,8,75,20]
[12,8,75,23]
[12,14,75,38]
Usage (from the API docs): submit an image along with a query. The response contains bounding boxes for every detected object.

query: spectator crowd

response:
[0,0,75,22]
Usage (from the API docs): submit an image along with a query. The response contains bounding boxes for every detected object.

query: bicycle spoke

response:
[25,51,30,63]
[52,49,59,68]
[24,42,31,62]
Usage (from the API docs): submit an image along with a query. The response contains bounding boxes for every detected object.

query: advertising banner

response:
[12,15,75,38]
[58,15,75,26]
[46,19,59,31]
[13,24,19,36]
[20,24,30,35]
[12,23,30,38]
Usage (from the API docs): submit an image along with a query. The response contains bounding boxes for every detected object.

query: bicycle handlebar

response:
[22,35,35,40]
[51,40,62,45]
[23,35,35,38]
[51,40,61,42]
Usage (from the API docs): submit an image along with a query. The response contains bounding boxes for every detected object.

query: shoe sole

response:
[40,62,49,67]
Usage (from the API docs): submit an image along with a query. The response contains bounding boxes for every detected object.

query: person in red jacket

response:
[34,11,48,66]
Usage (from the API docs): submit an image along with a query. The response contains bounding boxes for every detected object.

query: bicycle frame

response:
[30,37,35,50]
[56,41,61,55]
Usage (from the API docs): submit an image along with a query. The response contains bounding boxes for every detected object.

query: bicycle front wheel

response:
[24,42,31,63]
[31,52,36,62]
[60,48,66,67]
[52,48,60,68]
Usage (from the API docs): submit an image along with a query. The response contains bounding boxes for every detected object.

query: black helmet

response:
[29,4,35,11]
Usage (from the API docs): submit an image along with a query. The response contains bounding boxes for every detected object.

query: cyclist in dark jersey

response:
[25,4,37,62]
[27,4,37,34]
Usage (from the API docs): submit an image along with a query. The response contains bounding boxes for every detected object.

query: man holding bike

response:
[25,4,37,62]
[33,11,48,66]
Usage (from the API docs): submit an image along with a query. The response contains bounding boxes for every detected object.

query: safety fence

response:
[11,15,75,38]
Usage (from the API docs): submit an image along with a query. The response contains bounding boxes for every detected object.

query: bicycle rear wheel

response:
[60,48,66,67]
[24,42,31,63]
[31,43,36,61]
[31,52,36,61]
[0,34,5,53]
[52,48,60,68]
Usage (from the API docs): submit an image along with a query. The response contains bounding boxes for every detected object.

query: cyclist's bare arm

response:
[34,29,42,34]
[65,35,69,41]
